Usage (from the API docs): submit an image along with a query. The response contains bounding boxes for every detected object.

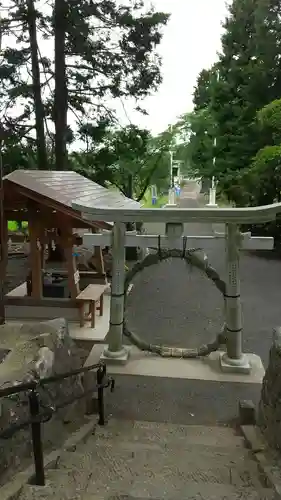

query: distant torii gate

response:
[72,199,278,374]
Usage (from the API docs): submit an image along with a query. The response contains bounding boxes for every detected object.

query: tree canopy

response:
[169,0,281,216]
[0,0,169,180]
[71,123,172,201]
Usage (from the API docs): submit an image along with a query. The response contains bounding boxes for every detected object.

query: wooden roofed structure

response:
[1,170,125,323]
[3,169,113,230]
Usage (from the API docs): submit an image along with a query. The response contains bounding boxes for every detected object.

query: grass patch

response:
[8,221,28,232]
[217,194,235,207]
[107,184,169,208]
[142,193,168,208]
[203,192,235,207]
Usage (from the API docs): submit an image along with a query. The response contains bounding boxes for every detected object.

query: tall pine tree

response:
[211,0,281,205]
[0,0,169,171]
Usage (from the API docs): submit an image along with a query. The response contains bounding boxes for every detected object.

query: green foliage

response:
[248,104,281,205]
[210,0,281,205]
[168,105,216,182]
[0,0,169,175]
[8,220,28,232]
[1,141,37,175]
[142,192,168,208]
[193,68,217,110]
[169,0,281,210]
[71,124,171,201]
[256,98,281,145]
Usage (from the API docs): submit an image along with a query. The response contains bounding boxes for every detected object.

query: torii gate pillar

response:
[101,222,129,364]
[220,223,250,373]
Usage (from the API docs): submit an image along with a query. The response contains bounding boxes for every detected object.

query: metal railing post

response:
[28,389,45,486]
[96,364,106,426]
[0,362,115,476]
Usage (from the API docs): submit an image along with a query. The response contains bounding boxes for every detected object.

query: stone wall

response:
[0,318,91,482]
[258,327,281,449]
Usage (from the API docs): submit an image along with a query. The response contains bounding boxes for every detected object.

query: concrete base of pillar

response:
[165,203,177,207]
[220,352,251,374]
[100,345,130,365]
[206,203,218,208]
[85,345,263,382]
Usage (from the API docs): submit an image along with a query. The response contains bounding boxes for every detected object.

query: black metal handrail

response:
[0,361,115,486]
[0,361,102,397]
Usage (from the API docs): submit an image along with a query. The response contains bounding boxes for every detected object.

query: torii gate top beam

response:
[72,199,281,224]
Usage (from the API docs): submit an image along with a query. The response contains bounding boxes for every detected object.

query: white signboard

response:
[74,270,80,284]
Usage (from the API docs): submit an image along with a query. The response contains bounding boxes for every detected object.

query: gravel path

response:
[126,183,281,366]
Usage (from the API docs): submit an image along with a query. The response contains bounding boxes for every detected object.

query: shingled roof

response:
[3,169,138,229]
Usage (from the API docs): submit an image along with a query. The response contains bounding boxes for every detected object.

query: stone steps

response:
[55,448,261,488]
[20,473,274,500]
[91,420,246,448]
[17,419,274,500]
[74,436,254,459]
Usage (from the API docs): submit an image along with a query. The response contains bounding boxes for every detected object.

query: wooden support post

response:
[90,301,96,328]
[0,213,8,276]
[28,217,43,299]
[0,213,8,323]
[94,246,106,277]
[88,228,106,283]
[61,228,80,299]
[40,229,46,270]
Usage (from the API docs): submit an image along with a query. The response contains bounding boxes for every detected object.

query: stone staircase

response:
[19,419,274,500]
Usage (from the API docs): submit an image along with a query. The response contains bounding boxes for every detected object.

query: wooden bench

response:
[76,284,109,328]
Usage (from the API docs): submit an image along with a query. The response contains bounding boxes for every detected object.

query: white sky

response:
[115,0,229,134]
[1,0,229,139]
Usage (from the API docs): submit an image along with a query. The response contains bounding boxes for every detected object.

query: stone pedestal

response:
[100,345,130,365]
[206,187,218,207]
[167,188,176,206]
[220,352,251,374]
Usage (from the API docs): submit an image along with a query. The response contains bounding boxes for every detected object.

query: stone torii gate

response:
[72,197,280,374]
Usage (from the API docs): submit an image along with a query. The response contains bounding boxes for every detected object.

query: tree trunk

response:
[127,173,134,199]
[136,153,163,202]
[27,0,48,170]
[54,0,68,170]
[124,174,139,260]
[125,174,136,234]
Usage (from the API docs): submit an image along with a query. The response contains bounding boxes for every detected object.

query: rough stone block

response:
[258,326,281,449]
[0,318,86,480]
[239,399,256,425]
[240,425,266,453]
[85,397,99,416]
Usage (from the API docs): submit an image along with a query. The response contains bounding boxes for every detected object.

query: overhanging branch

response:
[136,152,164,202]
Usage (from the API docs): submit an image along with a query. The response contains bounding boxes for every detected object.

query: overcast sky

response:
[115,0,230,134]
[1,0,230,138]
